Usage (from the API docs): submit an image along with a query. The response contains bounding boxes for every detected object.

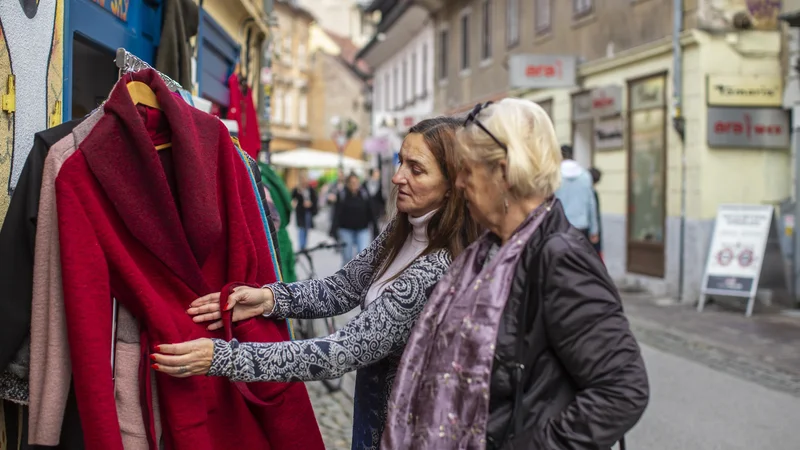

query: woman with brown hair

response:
[150,117,480,449]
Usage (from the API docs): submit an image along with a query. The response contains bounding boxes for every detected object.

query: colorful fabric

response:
[259,163,297,283]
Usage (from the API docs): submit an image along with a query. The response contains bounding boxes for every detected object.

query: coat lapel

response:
[78,69,224,294]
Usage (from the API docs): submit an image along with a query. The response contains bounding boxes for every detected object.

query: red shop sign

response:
[509,55,577,89]
[707,107,789,149]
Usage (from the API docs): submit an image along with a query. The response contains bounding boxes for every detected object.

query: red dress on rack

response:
[54,69,323,450]
[226,73,261,159]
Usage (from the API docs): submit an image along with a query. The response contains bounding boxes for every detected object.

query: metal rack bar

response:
[114,47,184,92]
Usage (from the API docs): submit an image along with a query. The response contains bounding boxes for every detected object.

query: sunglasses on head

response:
[463,101,508,152]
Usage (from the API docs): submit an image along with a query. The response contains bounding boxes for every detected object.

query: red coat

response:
[226,74,261,159]
[54,69,323,450]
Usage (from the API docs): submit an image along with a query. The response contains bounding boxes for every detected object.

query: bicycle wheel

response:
[319,317,344,393]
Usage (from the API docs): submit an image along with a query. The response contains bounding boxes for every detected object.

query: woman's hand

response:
[151,339,214,378]
[187,287,275,331]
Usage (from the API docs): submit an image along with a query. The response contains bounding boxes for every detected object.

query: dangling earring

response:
[503,195,509,215]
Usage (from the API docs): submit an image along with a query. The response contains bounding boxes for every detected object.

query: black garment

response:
[485,200,648,449]
[363,180,385,238]
[155,0,199,89]
[0,119,85,449]
[334,187,375,231]
[0,119,81,376]
[592,188,602,254]
[291,186,318,228]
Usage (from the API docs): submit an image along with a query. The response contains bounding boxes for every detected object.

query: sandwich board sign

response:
[698,204,785,317]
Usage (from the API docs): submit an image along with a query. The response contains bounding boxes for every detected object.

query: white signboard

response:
[508,54,577,89]
[699,204,774,316]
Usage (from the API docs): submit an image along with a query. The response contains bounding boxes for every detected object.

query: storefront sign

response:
[572,92,592,122]
[591,85,623,117]
[509,55,577,89]
[707,107,789,149]
[707,75,782,107]
[699,204,778,316]
[630,76,665,111]
[595,116,624,149]
[93,0,130,22]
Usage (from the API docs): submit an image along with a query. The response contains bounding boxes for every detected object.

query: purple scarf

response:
[382,203,551,449]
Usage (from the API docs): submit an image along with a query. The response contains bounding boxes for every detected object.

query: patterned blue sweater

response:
[208,223,452,449]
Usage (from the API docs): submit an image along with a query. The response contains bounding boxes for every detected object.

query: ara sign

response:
[707,107,789,149]
[509,55,577,89]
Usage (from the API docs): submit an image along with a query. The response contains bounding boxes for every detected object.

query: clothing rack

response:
[115,48,184,92]
[109,48,185,382]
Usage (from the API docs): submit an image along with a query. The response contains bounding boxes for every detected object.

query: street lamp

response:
[330,115,358,173]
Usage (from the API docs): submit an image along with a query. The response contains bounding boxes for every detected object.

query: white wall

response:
[371,22,435,134]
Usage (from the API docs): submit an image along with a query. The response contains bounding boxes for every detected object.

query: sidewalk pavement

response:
[622,293,800,397]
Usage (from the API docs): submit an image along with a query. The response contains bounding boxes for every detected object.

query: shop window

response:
[197,10,240,108]
[421,43,429,96]
[627,74,667,277]
[411,51,417,99]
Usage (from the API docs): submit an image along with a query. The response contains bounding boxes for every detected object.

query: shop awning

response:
[269,148,369,171]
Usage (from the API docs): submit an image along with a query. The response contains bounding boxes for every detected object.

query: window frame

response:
[460,8,471,72]
[535,0,552,35]
[506,0,519,48]
[481,0,492,62]
[573,0,594,19]
[421,43,428,97]
[438,27,449,81]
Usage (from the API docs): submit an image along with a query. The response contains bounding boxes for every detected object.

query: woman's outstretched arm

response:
[266,221,395,319]
[208,250,451,382]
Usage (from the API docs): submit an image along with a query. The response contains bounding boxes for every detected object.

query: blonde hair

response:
[456,98,562,198]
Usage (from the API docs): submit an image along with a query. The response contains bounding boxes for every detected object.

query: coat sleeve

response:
[55,177,124,450]
[521,239,649,449]
[208,251,451,381]
[266,221,394,319]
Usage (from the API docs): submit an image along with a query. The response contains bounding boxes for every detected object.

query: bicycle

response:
[292,240,346,393]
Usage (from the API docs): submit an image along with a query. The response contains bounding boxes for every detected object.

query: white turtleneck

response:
[364,209,437,306]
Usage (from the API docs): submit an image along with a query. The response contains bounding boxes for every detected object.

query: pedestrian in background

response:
[291,172,318,250]
[555,144,599,246]
[364,167,386,239]
[383,99,648,449]
[151,116,481,450]
[589,167,603,260]
[332,173,376,266]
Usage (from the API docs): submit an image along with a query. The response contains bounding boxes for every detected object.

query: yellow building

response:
[519,29,788,302]
[269,0,315,153]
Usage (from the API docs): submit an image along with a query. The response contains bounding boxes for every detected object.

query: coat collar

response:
[78,69,223,294]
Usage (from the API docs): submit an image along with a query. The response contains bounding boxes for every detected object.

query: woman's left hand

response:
[151,338,214,378]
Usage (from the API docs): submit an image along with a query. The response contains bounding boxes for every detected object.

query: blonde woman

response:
[383,99,649,449]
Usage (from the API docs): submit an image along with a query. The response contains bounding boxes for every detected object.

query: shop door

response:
[64,0,163,120]
[626,74,667,278]
[571,91,594,168]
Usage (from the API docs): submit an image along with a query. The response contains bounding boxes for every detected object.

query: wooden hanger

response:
[127,80,172,151]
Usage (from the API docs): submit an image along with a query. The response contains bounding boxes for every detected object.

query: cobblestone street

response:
[306,378,355,450]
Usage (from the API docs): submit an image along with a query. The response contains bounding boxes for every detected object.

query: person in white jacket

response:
[554,145,599,245]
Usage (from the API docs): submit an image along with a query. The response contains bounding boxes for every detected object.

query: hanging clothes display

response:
[226,73,261,160]
[47,69,321,450]
[0,119,87,450]
[259,162,297,283]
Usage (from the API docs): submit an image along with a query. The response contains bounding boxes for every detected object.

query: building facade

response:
[431,0,788,303]
[297,0,376,48]
[308,28,372,161]
[358,0,438,188]
[269,0,314,153]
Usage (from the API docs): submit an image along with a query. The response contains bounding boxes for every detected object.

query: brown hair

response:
[376,116,481,279]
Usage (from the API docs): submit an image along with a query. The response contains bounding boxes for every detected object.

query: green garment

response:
[259,162,297,282]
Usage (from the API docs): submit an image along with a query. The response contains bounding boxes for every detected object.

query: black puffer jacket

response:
[486,201,649,449]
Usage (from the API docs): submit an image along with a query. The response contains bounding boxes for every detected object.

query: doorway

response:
[70,36,118,118]
[626,73,668,278]
[572,120,594,169]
